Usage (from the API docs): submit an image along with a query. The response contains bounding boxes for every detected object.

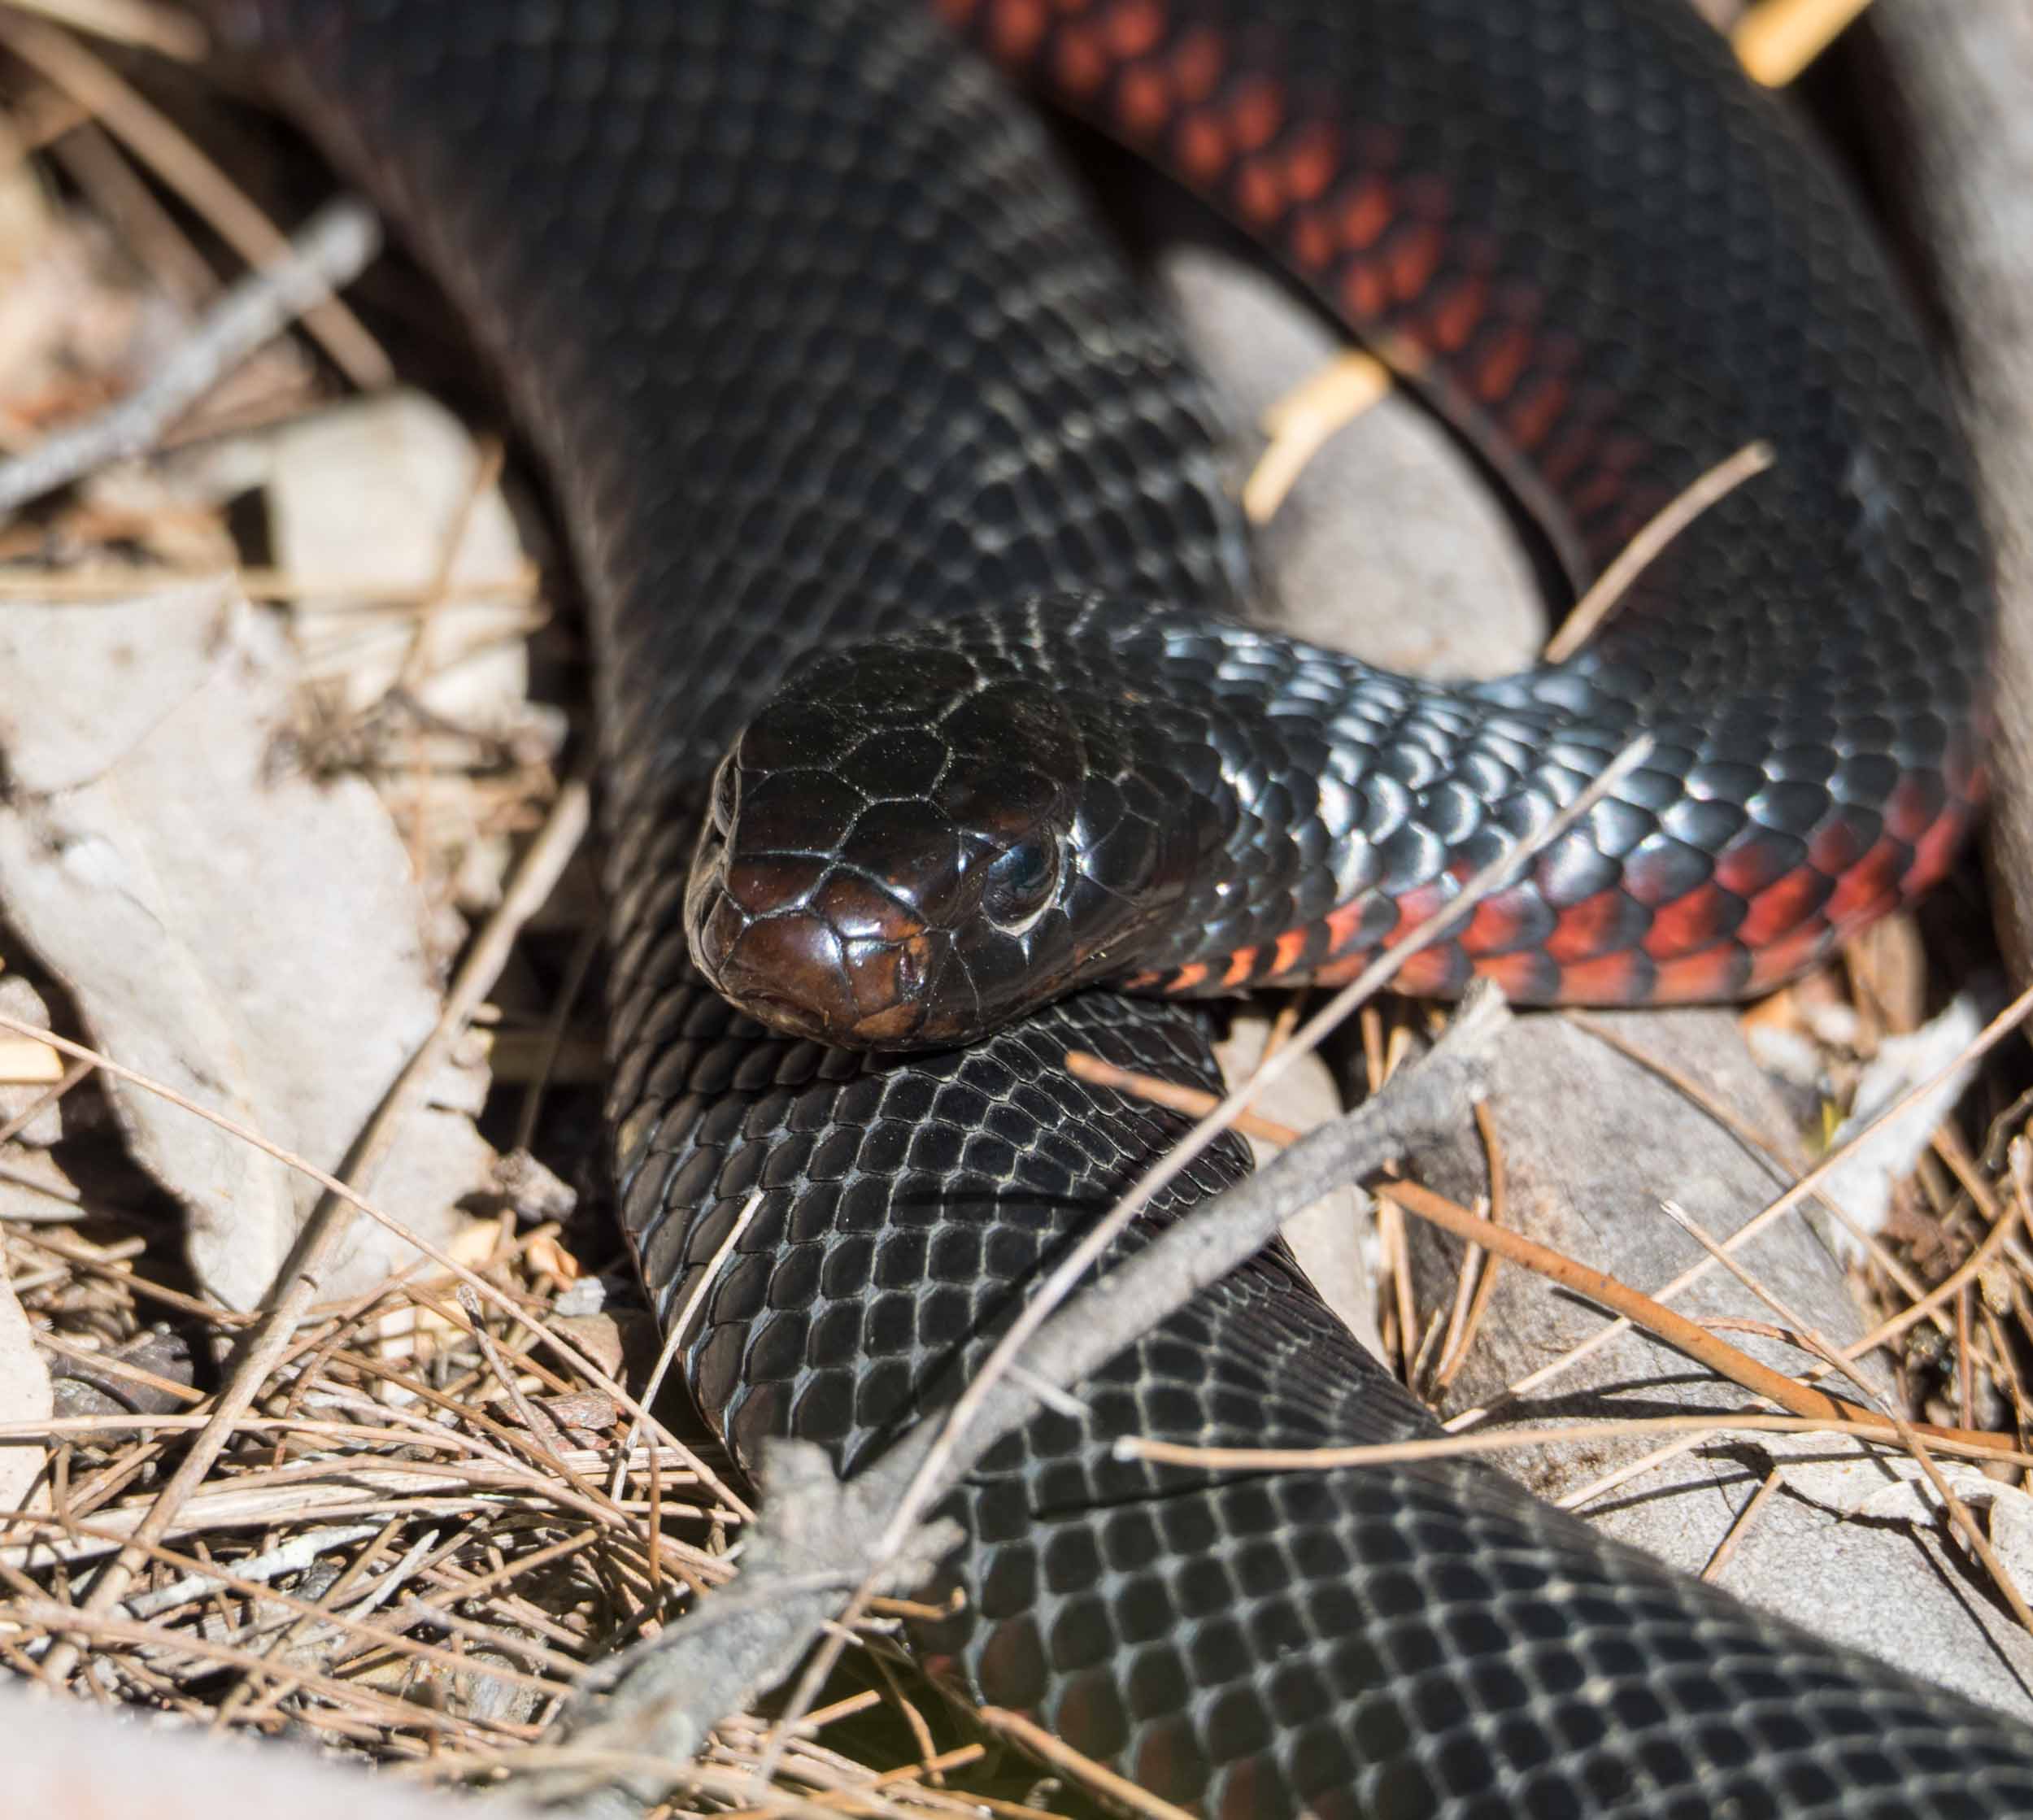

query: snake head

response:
[686,629,1182,1049]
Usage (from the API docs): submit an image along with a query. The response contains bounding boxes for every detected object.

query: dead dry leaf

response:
[0,578,494,1307]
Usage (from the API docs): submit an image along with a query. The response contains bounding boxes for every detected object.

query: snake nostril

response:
[710,752,739,836]
[714,912,853,1027]
[694,891,747,979]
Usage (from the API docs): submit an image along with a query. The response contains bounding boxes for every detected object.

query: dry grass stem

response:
[0,0,206,59]
[1243,349,1393,523]
[1733,0,1874,86]
[1063,1050,2011,1455]
[975,1708,1199,1820]
[1700,1465,1786,1583]
[1112,1410,2033,1474]
[1432,1100,1507,1389]
[1543,440,1774,661]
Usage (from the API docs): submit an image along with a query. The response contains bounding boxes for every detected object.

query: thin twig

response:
[1396,1181,2008,1449]
[1733,0,1874,86]
[0,0,207,59]
[1564,1010,1937,1313]
[0,1056,94,1147]
[1543,441,1773,660]
[0,198,381,515]
[1242,349,1392,523]
[1434,1100,1506,1387]
[612,1189,766,1505]
[974,1709,1195,1820]
[1111,1410,2033,1474]
[1701,1465,1785,1583]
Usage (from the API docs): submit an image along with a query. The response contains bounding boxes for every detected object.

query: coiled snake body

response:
[227,0,2033,1813]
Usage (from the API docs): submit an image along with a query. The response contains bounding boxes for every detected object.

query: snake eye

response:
[978,836,1060,935]
[710,753,738,836]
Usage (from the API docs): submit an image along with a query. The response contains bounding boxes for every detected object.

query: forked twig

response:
[0,197,381,516]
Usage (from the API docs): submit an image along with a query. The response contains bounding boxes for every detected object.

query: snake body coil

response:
[227,1,2033,1813]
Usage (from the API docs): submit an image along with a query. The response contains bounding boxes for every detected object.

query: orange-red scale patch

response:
[1543,888,1639,963]
[1736,866,1830,947]
[1335,177,1394,250]
[1233,156,1285,226]
[1823,835,1905,925]
[1474,325,1533,403]
[1308,952,1368,987]
[1226,74,1285,150]
[1458,885,1539,957]
[1175,109,1230,182]
[1102,0,1164,57]
[981,0,1047,57]
[1948,742,1987,803]
[1053,21,1109,91]
[1744,921,1832,994]
[1480,950,1556,1000]
[1642,882,1736,958]
[1169,25,1225,102]
[1554,951,1649,1004]
[1324,895,1387,955]
[1282,120,1339,202]
[1539,422,1597,492]
[1904,808,1970,895]
[1396,881,1452,927]
[1387,221,1443,300]
[1339,260,1387,322]
[1883,774,1944,843]
[1270,925,1313,975]
[1428,275,1488,352]
[1569,465,1629,520]
[1387,944,1464,995]
[1650,945,1748,1000]
[1713,836,1796,899]
[1289,209,1334,271]
[1504,376,1568,450]
[1807,815,1868,876]
[1115,62,1173,135]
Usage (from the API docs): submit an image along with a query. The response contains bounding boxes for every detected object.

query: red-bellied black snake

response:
[218,1,2025,1813]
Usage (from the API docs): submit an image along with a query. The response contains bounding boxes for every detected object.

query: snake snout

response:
[686,834,949,1047]
[700,908,938,1046]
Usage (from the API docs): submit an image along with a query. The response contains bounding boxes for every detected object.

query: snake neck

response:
[916,593,1583,991]
[916,592,1980,1011]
